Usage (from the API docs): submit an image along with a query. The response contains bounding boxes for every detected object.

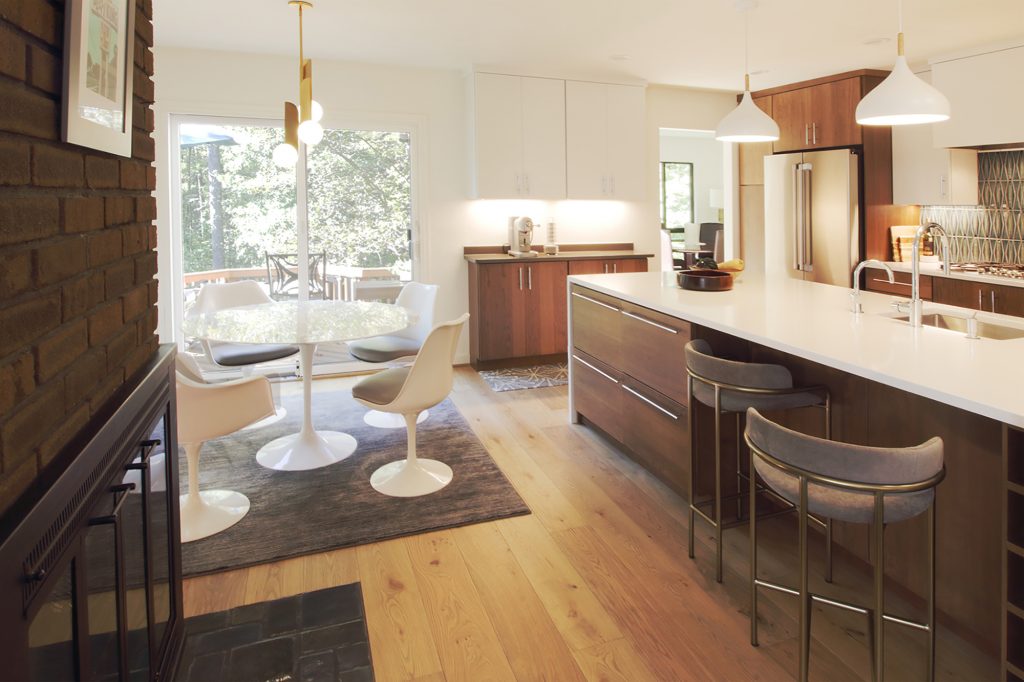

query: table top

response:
[182,299,410,345]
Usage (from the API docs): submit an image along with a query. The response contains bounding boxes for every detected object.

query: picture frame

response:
[62,0,136,157]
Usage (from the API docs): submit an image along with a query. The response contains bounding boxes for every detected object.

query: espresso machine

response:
[508,216,538,258]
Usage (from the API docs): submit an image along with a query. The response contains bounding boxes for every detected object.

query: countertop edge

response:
[568,273,1024,429]
[466,251,654,264]
[879,261,1024,289]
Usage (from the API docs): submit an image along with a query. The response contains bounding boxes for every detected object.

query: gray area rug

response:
[180,390,529,576]
[477,363,569,392]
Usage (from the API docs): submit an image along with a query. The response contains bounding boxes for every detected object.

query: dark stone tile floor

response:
[175,583,373,682]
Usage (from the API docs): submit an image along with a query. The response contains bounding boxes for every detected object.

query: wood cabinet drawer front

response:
[618,302,691,405]
[570,286,623,367]
[571,351,625,443]
[620,378,689,498]
[865,268,932,300]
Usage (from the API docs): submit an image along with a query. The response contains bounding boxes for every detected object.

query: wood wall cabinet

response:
[474,73,566,199]
[569,285,691,497]
[468,255,649,366]
[565,81,646,200]
[765,75,878,153]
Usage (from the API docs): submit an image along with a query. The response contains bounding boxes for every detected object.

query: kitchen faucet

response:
[850,259,894,314]
[898,222,951,327]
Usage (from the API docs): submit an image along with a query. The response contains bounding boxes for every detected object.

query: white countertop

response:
[881,261,1024,289]
[568,271,1024,427]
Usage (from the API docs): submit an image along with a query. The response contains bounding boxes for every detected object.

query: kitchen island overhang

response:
[566,270,1021,674]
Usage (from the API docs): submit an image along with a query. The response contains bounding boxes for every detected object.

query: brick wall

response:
[0,0,158,516]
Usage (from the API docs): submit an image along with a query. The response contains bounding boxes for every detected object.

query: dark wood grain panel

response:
[474,262,528,361]
[771,86,813,153]
[525,260,569,356]
[864,267,932,299]
[570,285,622,368]
[619,377,690,499]
[933,277,986,310]
[811,77,862,148]
[571,350,625,443]
[618,302,692,406]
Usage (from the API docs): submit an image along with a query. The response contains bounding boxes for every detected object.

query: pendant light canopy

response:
[855,0,950,126]
[273,0,325,167]
[715,1,779,143]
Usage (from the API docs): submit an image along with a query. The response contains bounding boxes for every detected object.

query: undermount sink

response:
[892,313,1024,341]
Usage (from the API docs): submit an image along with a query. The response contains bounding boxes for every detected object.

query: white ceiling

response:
[153,0,1023,91]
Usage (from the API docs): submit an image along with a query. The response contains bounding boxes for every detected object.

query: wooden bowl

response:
[677,269,734,292]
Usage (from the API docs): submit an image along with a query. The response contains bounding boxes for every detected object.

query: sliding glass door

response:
[171,115,417,374]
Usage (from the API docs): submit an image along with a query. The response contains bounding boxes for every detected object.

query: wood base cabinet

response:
[570,284,691,497]
[933,277,1024,317]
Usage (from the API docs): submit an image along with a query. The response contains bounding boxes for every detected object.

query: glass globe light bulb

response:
[310,100,324,123]
[272,142,298,167]
[298,120,324,146]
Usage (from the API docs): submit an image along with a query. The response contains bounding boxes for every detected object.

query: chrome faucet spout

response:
[910,223,950,327]
[851,259,894,314]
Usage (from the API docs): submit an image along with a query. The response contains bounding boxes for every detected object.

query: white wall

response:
[659,131,724,225]
[152,48,737,361]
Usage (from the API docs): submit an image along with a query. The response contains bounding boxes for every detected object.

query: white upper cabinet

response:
[566,81,646,200]
[892,70,978,206]
[931,43,1024,149]
[473,73,566,199]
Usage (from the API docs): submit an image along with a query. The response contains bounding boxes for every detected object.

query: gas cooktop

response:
[950,262,1024,279]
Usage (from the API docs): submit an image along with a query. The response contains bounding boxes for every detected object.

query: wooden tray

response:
[677,269,734,291]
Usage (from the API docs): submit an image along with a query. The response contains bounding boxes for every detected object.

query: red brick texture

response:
[0,0,157,516]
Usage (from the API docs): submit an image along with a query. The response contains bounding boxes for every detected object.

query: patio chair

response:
[266,252,328,300]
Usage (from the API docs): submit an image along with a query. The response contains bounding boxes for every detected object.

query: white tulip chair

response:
[348,282,438,429]
[175,353,275,542]
[352,314,468,497]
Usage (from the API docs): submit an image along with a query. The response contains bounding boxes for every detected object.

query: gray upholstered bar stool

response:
[745,408,945,682]
[685,339,831,583]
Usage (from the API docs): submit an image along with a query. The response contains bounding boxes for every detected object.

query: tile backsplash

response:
[920,150,1024,263]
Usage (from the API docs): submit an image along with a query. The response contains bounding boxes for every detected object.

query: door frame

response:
[163,112,425,346]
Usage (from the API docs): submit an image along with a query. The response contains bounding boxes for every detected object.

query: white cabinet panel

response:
[932,44,1024,149]
[522,77,566,198]
[473,73,566,199]
[566,81,608,199]
[474,73,524,198]
[566,81,645,200]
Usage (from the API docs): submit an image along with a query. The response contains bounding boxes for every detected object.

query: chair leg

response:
[823,399,834,584]
[687,375,696,561]
[799,478,811,682]
[736,412,744,521]
[178,441,250,543]
[872,494,886,682]
[750,441,759,647]
[369,412,453,497]
[927,504,936,682]
[714,387,723,583]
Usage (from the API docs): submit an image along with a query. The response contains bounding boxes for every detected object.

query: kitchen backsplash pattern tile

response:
[921,150,1024,264]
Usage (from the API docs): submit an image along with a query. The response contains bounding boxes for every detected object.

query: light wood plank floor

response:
[182,368,996,681]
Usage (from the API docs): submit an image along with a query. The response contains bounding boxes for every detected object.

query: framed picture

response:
[62,0,135,157]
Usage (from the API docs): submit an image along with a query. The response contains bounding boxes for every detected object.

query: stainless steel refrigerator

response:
[763,149,860,287]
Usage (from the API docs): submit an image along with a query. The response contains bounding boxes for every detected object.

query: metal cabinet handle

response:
[603,263,608,274]
[572,354,618,384]
[622,310,678,334]
[515,174,521,194]
[812,122,817,145]
[601,176,607,195]
[610,176,615,195]
[572,292,619,311]
[804,124,809,145]
[623,385,679,420]
[612,262,618,273]
[872,278,909,287]
[527,266,532,290]
[978,290,983,310]
[991,290,996,312]
[524,174,530,195]
[518,267,523,291]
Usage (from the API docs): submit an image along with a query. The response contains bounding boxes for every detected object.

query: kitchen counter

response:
[465,250,653,264]
[568,270,1024,427]
[881,260,1024,289]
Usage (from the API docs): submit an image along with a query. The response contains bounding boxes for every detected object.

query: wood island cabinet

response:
[932,277,1024,316]
[864,267,932,300]
[467,253,649,367]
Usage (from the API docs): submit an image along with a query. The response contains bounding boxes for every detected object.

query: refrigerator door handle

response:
[802,163,813,270]
[793,163,803,271]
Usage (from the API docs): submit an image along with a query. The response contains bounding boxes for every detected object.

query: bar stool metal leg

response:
[799,477,811,682]
[824,398,834,584]
[750,443,759,647]
[688,375,696,560]
[714,384,723,583]
[927,504,936,682]
[872,493,885,682]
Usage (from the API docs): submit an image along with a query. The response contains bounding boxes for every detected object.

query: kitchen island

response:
[567,270,1024,677]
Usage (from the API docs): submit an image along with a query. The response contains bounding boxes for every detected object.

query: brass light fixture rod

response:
[284,101,298,147]
[288,1,315,122]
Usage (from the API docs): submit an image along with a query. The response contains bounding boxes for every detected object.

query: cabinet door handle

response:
[812,122,817,145]
[804,124,809,145]
[939,175,948,198]
[622,310,678,334]
[515,174,521,194]
[991,290,996,312]
[572,354,618,384]
[518,267,523,291]
[978,290,983,310]
[612,262,618,273]
[623,385,679,420]
[527,266,532,290]
[872,278,909,287]
[572,292,619,311]
[610,176,615,195]
[603,263,608,273]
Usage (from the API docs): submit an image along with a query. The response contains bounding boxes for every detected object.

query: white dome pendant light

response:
[716,0,779,143]
[855,0,950,126]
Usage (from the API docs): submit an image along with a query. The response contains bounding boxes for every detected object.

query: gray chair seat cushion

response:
[686,339,824,412]
[352,367,410,406]
[210,342,300,367]
[746,408,943,524]
[348,336,421,363]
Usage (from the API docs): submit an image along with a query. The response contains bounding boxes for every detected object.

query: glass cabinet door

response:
[27,561,78,682]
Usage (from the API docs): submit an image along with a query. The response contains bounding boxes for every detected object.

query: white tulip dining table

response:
[183,299,410,471]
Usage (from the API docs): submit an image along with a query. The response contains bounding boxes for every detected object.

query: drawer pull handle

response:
[622,385,679,420]
[872,278,910,287]
[572,355,618,384]
[572,292,619,312]
[622,311,678,334]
